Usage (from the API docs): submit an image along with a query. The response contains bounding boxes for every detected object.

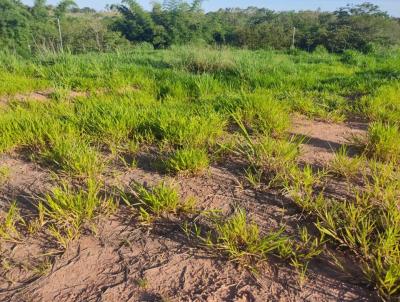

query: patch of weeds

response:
[206,209,289,263]
[362,160,400,205]
[39,179,113,248]
[254,135,301,186]
[124,182,197,223]
[244,166,263,189]
[164,148,209,175]
[0,166,10,184]
[135,278,149,289]
[285,159,400,299]
[185,209,324,283]
[329,146,364,181]
[38,128,103,177]
[48,86,71,102]
[238,93,291,137]
[365,122,400,163]
[360,83,400,126]
[32,257,53,277]
[108,139,139,168]
[286,91,347,123]
[0,202,24,242]
[284,164,327,212]
[232,115,301,187]
[286,227,326,285]
[315,195,400,300]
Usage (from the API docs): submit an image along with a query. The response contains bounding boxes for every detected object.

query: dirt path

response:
[0,86,140,104]
[291,115,367,166]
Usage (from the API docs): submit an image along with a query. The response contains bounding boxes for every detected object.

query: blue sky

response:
[22,0,400,16]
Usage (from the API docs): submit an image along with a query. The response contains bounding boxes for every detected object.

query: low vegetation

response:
[0,33,400,300]
[123,182,197,223]
[38,179,114,248]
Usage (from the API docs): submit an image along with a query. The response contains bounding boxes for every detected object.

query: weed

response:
[0,166,10,184]
[39,179,112,248]
[232,115,300,187]
[38,128,103,177]
[244,167,263,189]
[209,209,289,262]
[366,122,400,163]
[286,158,400,298]
[124,182,197,223]
[361,83,400,126]
[329,146,364,181]
[0,202,24,242]
[164,148,209,175]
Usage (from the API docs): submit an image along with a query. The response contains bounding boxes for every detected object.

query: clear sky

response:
[22,0,400,16]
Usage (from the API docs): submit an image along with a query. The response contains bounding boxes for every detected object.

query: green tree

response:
[0,0,31,54]
[55,0,77,18]
[112,0,155,44]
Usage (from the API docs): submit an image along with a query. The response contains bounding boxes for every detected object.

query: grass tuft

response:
[164,148,209,175]
[125,182,197,223]
[39,179,112,248]
[366,122,400,163]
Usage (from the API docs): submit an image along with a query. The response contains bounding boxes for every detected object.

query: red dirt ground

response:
[0,116,373,302]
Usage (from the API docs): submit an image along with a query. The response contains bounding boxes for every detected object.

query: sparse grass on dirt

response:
[38,179,114,248]
[1,46,400,301]
[0,202,24,242]
[164,148,209,175]
[123,182,197,223]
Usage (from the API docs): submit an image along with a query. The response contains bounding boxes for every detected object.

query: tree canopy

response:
[0,0,399,55]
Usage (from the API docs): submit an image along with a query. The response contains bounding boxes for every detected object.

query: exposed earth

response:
[0,114,374,302]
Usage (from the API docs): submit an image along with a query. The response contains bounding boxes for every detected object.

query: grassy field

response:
[0,46,400,301]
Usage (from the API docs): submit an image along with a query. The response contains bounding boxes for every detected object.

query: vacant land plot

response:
[0,46,399,301]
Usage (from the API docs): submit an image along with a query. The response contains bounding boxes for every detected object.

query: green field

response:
[1,46,400,301]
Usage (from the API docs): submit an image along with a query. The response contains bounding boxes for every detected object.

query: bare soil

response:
[0,117,374,302]
[291,115,367,166]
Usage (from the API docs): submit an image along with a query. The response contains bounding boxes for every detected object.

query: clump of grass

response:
[329,146,364,181]
[315,195,400,300]
[360,83,400,126]
[157,110,226,149]
[175,46,237,74]
[0,202,24,242]
[204,209,289,262]
[39,179,112,248]
[126,182,197,223]
[48,86,71,102]
[285,91,347,122]
[0,166,10,184]
[362,160,400,206]
[38,128,103,177]
[108,139,139,168]
[164,148,209,175]
[365,122,400,163]
[284,165,326,212]
[232,115,300,187]
[186,208,324,282]
[238,93,291,137]
[244,167,263,189]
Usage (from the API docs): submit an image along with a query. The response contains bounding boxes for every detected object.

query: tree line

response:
[1,0,400,56]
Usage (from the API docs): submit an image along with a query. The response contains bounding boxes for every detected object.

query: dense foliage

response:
[0,0,399,55]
